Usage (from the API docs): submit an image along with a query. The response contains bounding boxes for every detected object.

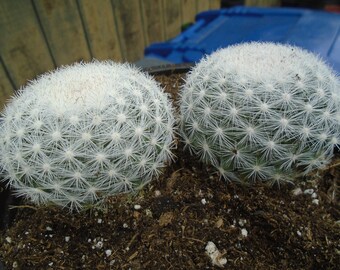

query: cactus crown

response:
[179,42,340,184]
[0,61,175,211]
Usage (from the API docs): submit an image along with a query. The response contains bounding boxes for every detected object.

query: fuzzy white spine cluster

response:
[0,61,175,211]
[179,42,340,184]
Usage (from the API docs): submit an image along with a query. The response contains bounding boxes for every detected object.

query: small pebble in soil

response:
[215,218,224,228]
[292,187,302,196]
[145,209,153,217]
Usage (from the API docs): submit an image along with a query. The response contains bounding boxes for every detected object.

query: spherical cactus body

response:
[0,62,175,210]
[179,42,340,184]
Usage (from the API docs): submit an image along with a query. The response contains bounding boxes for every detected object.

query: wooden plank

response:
[33,0,91,66]
[210,0,221,9]
[112,0,145,61]
[162,0,181,40]
[245,0,281,6]
[0,59,15,110]
[141,0,165,45]
[0,0,54,88]
[77,0,122,61]
[196,0,210,13]
[181,0,197,24]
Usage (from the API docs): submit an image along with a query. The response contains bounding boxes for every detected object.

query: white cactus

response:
[179,42,340,185]
[0,61,175,210]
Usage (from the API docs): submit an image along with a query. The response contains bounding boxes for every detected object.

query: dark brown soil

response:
[0,73,339,270]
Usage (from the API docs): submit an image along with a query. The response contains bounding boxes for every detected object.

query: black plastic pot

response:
[0,179,21,231]
[0,180,12,230]
[0,178,20,270]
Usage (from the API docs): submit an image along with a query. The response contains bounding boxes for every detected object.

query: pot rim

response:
[143,63,193,75]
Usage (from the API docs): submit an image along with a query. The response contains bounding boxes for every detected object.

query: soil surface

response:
[0,73,339,270]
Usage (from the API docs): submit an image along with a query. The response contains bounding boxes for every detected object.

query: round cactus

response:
[0,61,175,210]
[179,42,340,185]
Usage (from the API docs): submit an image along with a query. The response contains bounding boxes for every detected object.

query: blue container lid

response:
[145,6,340,72]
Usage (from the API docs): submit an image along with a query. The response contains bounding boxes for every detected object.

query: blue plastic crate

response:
[145,6,340,72]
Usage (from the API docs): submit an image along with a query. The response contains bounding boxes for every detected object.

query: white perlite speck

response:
[304,189,314,195]
[241,228,248,237]
[201,198,207,205]
[134,204,141,210]
[105,249,112,257]
[94,241,104,249]
[205,241,227,267]
[5,237,12,243]
[312,199,319,205]
[65,236,70,242]
[238,219,246,227]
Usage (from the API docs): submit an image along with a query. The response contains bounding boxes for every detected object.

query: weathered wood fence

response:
[0,0,220,108]
[0,0,281,109]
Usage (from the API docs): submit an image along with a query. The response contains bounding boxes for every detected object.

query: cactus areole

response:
[0,62,176,211]
[179,42,340,185]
